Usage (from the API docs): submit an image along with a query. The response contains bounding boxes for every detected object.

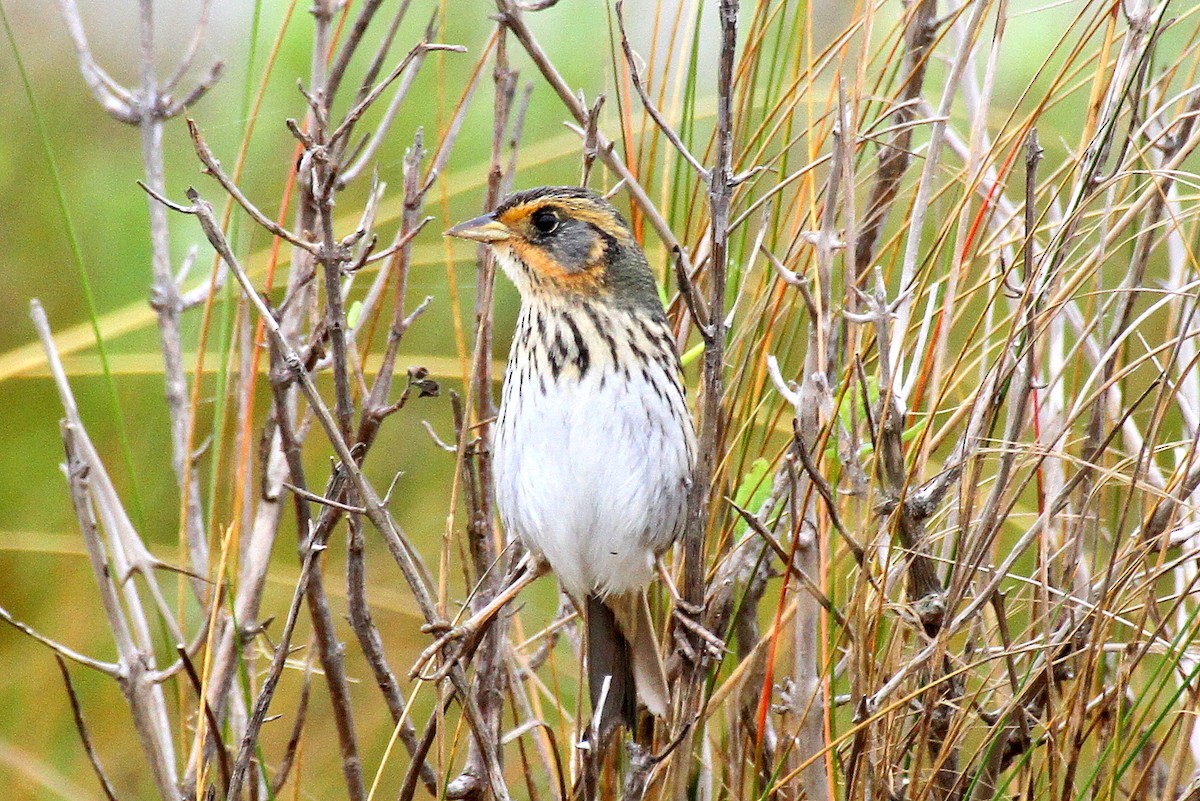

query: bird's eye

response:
[531,208,560,235]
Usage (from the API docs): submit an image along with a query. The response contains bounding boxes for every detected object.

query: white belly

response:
[494,351,692,599]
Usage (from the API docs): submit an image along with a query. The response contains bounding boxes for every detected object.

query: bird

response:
[447,186,696,742]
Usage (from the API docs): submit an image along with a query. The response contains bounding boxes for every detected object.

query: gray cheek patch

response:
[542,220,601,274]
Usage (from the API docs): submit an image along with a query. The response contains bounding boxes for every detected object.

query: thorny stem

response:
[446,29,519,801]
[168,187,512,801]
[670,3,738,800]
[32,298,181,800]
[63,423,182,801]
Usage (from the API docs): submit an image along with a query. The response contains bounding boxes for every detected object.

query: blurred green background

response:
[0,0,1105,798]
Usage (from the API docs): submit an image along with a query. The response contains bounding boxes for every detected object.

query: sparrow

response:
[447,186,696,740]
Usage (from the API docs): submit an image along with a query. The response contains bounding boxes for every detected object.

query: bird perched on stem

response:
[447,186,696,742]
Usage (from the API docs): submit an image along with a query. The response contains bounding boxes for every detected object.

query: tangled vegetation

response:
[3,1,1200,799]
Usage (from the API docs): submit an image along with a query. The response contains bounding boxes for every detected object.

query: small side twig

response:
[614,0,709,182]
[55,655,120,801]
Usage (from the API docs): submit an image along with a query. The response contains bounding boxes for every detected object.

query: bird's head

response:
[446,186,659,310]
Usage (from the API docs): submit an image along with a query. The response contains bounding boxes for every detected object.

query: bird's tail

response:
[586,594,636,741]
[585,592,671,743]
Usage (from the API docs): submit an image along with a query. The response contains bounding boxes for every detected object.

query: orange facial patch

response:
[509,238,606,294]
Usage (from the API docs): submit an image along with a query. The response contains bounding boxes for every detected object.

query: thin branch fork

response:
[32,298,183,800]
[269,84,384,786]
[55,0,223,125]
[358,133,430,430]
[443,33,523,798]
[62,422,181,801]
[668,1,739,798]
[282,169,441,789]
[338,12,440,188]
[329,41,467,148]
[266,339,364,801]
[184,121,319,253]
[680,0,739,631]
[293,130,443,796]
[57,0,223,593]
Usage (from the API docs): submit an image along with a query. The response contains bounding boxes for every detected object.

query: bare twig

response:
[54,0,138,123]
[55,655,120,801]
[614,1,709,182]
[0,604,118,677]
[184,122,318,252]
[496,0,696,274]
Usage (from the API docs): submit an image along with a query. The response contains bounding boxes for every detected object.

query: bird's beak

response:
[445,213,512,243]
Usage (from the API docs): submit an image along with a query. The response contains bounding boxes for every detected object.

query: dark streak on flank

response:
[629,337,648,367]
[583,304,621,366]
[549,329,568,380]
[563,312,591,377]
